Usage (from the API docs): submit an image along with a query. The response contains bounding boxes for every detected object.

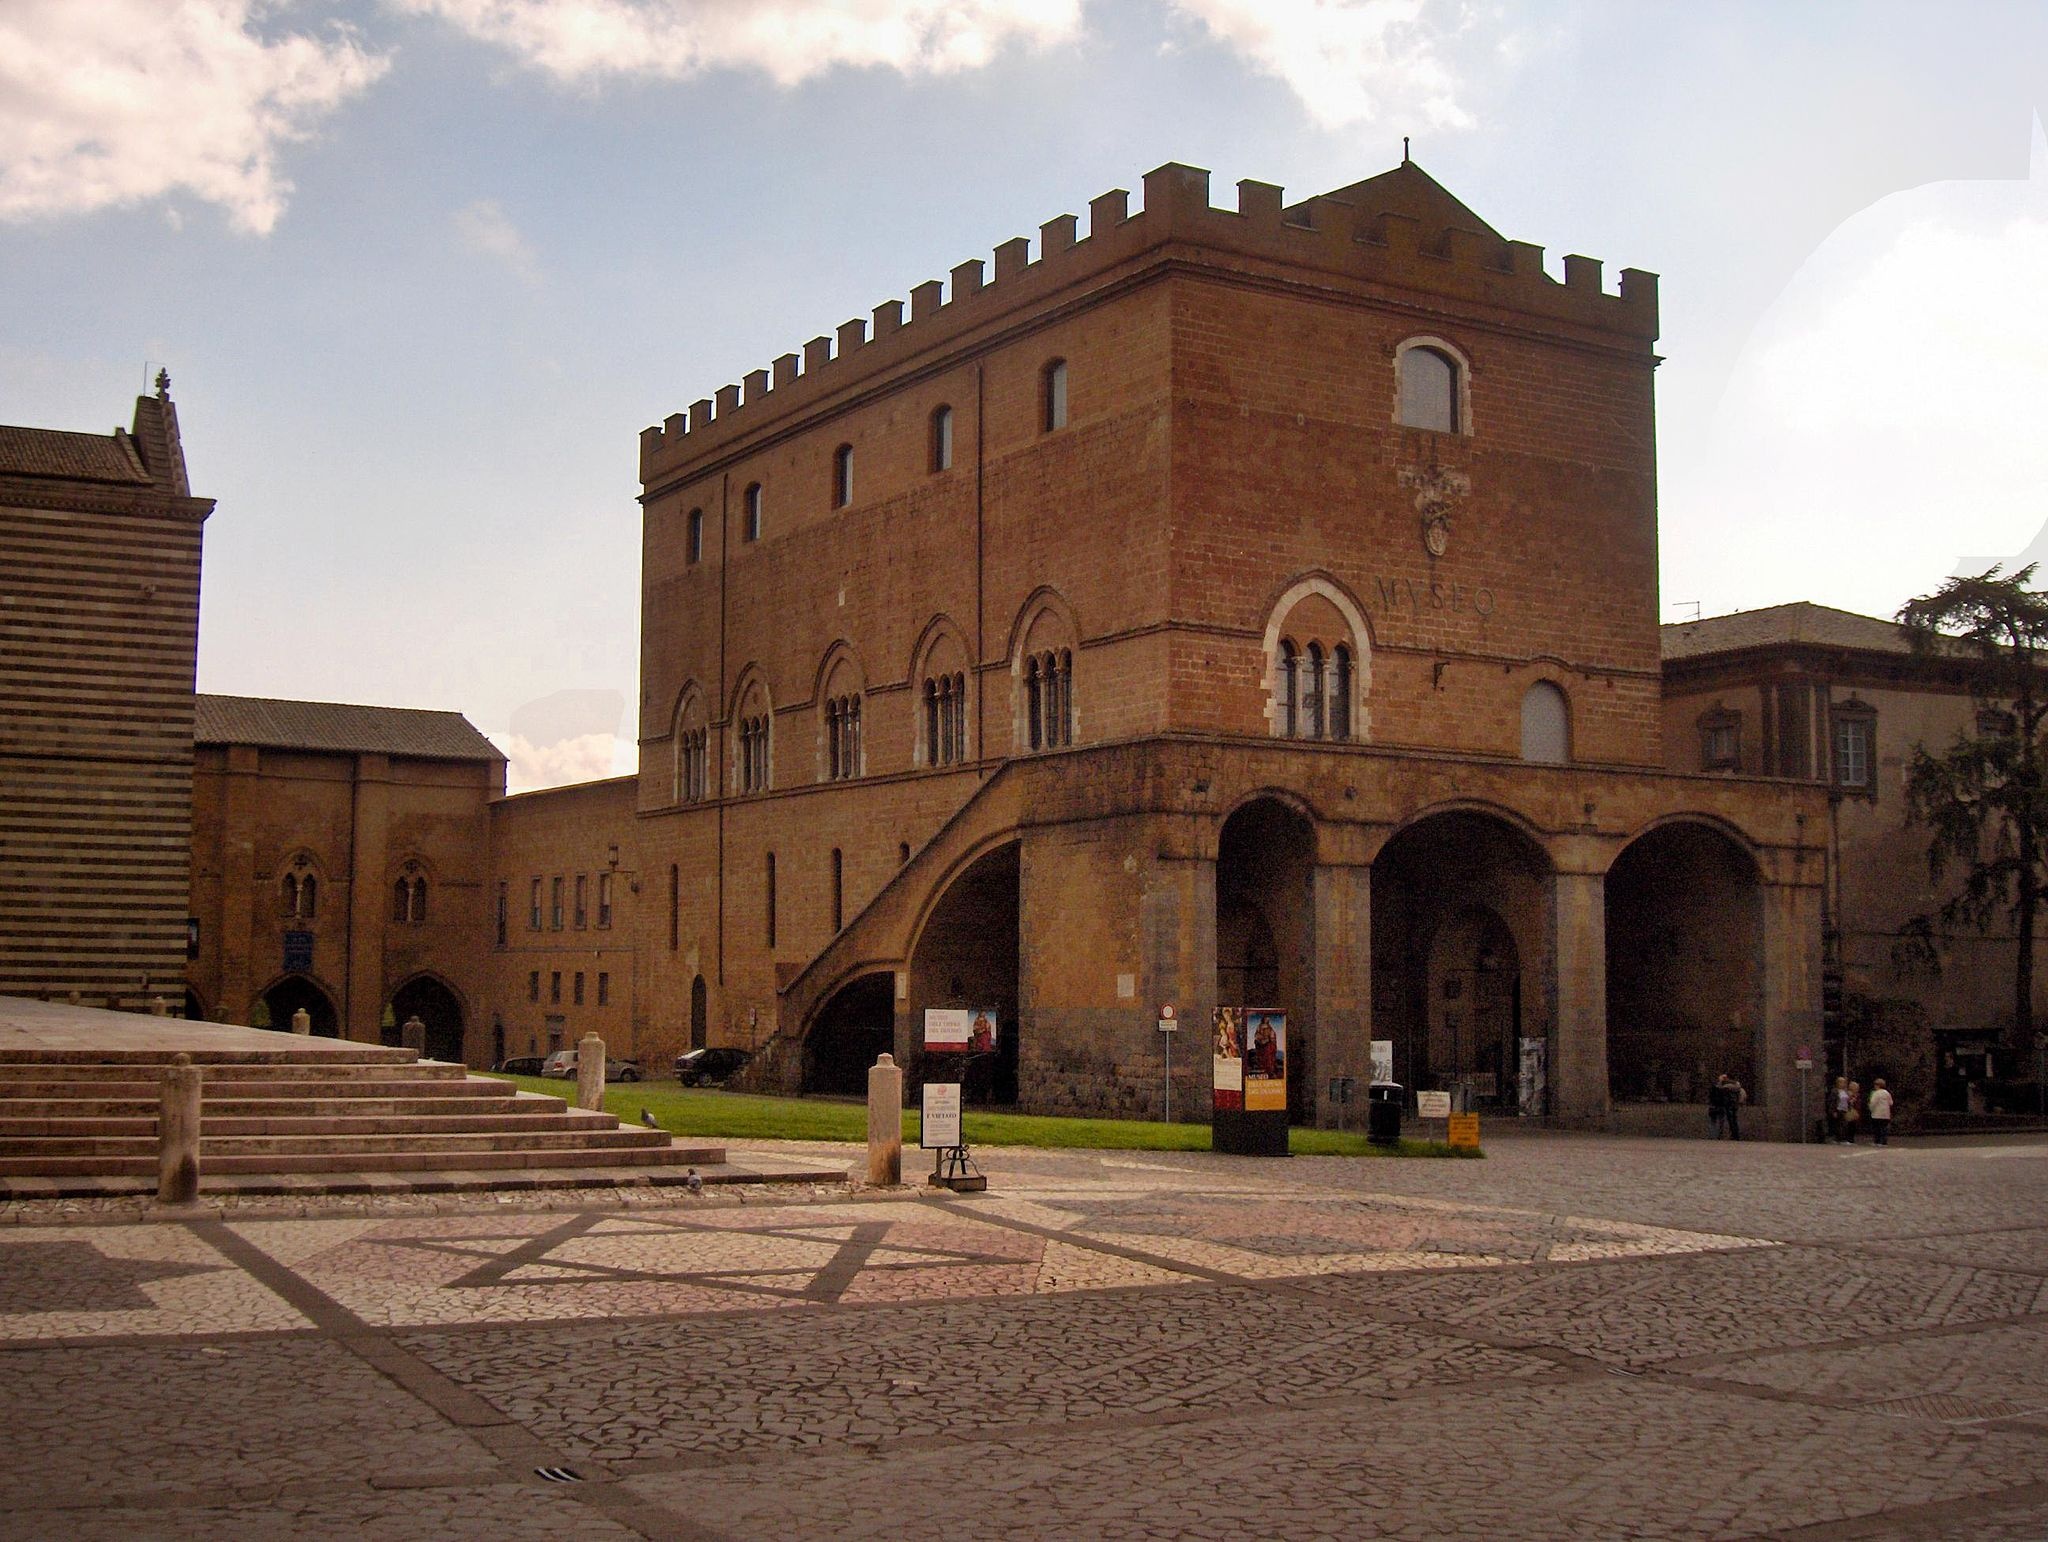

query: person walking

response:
[1724,1072,1746,1142]
[1868,1078,1893,1146]
[1708,1074,1729,1139]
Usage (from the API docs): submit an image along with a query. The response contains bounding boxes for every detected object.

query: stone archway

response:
[258,975,338,1038]
[1606,821,1763,1108]
[390,974,465,1064]
[1216,798,1316,1120]
[1372,810,1553,1112]
[907,843,1020,1105]
[803,973,896,1096]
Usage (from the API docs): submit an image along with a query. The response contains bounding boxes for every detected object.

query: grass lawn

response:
[487,1074,1478,1158]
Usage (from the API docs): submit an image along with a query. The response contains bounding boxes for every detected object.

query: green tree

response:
[1897,565,2048,1055]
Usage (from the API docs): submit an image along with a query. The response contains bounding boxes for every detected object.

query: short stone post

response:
[867,1053,903,1186]
[158,1053,202,1205]
[148,996,168,1017]
[576,1033,606,1111]
[290,1007,311,1036]
[400,1014,426,1055]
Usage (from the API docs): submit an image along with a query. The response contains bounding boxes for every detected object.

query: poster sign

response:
[1242,1008,1287,1112]
[282,930,313,972]
[1369,1039,1395,1086]
[1416,1089,1452,1120]
[1518,1037,1547,1118]
[1447,1113,1481,1149]
[924,1008,998,1054]
[1211,1006,1243,1110]
[920,1082,962,1149]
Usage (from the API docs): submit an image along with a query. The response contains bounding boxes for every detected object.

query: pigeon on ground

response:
[640,1108,658,1129]
[686,1168,704,1194]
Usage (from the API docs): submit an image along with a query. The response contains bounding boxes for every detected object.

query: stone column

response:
[1551,870,1609,1128]
[867,1052,903,1185]
[1311,857,1372,1130]
[290,1007,311,1036]
[157,1053,202,1205]
[1760,880,1823,1142]
[576,1032,606,1111]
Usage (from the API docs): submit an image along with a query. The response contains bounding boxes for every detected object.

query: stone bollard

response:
[158,1053,202,1205]
[400,1014,426,1055]
[576,1033,606,1112]
[290,1007,311,1036]
[148,996,167,1017]
[867,1053,903,1186]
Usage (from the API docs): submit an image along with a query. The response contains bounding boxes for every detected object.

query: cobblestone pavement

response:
[3,1133,2046,1538]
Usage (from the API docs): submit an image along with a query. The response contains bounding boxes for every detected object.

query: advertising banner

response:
[1211,1006,1243,1110]
[1518,1037,1547,1117]
[924,1008,998,1054]
[1242,1008,1287,1112]
[1370,1039,1394,1086]
[920,1082,963,1149]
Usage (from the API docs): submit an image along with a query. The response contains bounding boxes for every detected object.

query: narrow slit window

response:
[743,482,763,543]
[832,444,853,509]
[931,405,953,472]
[1042,359,1067,432]
[686,507,704,564]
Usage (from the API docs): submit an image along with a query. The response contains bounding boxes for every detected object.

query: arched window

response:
[1026,649,1072,750]
[930,405,953,472]
[925,672,968,766]
[831,444,853,509]
[743,482,763,542]
[739,712,771,792]
[1330,646,1353,740]
[392,879,409,923]
[281,867,318,920]
[1279,641,1300,738]
[677,725,708,802]
[282,873,300,918]
[1520,681,1570,764]
[825,693,862,780]
[1397,343,1461,434]
[1042,358,1068,432]
[391,872,426,925]
[686,507,704,564]
[1304,642,1326,739]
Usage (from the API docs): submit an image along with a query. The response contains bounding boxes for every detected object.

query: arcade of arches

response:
[791,784,1815,1137]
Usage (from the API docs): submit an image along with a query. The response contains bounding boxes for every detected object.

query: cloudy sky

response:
[3,1,2045,790]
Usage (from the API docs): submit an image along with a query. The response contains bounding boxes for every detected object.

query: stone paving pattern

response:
[0,1132,2045,1538]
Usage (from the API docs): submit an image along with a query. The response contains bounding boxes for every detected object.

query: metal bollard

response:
[866,1053,903,1186]
[576,1033,606,1111]
[158,1053,202,1205]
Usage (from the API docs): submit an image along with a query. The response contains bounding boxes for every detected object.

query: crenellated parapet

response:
[640,160,1659,488]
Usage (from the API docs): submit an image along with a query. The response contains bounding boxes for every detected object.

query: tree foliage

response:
[1896,565,2048,1046]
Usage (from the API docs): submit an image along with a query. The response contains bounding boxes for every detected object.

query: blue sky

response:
[3,1,2045,788]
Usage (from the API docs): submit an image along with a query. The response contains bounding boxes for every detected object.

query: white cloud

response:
[392,0,1081,86]
[1166,0,1473,132]
[453,197,541,284]
[0,0,388,234]
[494,731,622,792]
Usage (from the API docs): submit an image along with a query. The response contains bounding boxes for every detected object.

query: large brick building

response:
[629,159,1828,1137]
[0,377,212,1007]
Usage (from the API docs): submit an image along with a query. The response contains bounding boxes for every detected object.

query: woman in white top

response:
[1867,1078,1894,1146]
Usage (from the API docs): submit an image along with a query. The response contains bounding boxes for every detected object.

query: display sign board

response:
[1447,1113,1481,1149]
[920,1082,962,1149]
[1369,1040,1394,1086]
[1242,1008,1287,1112]
[1416,1090,1452,1120]
[1211,1006,1245,1110]
[282,930,314,973]
[923,1008,998,1054]
[1518,1037,1548,1118]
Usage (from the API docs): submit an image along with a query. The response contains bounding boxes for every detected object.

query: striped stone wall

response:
[0,393,212,1007]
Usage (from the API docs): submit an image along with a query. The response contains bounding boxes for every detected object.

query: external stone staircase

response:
[0,1044,722,1179]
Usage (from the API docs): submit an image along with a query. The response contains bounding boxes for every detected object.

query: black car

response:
[675,1046,751,1087]
[492,1055,547,1076]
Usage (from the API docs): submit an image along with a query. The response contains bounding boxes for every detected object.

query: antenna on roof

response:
[1670,600,1703,622]
[1402,136,1411,163]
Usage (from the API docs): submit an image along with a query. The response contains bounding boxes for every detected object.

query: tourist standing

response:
[1708,1075,1729,1138]
[1830,1076,1850,1143]
[1868,1078,1893,1146]
[1844,1081,1862,1144]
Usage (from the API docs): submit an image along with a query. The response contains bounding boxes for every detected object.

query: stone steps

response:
[0,1041,720,1183]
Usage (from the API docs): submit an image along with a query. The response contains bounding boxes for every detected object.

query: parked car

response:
[540,1048,644,1082]
[675,1046,752,1087]
[491,1055,547,1076]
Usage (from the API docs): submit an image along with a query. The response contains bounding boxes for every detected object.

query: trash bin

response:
[1367,1082,1403,1146]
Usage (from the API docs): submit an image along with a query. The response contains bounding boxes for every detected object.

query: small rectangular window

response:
[597,872,613,928]
[528,970,540,1003]
[931,406,953,472]
[574,874,588,929]
[597,971,610,1007]
[743,483,763,542]
[550,971,562,1004]
[832,445,853,509]
[1834,715,1874,789]
[687,507,704,564]
[573,971,585,1006]
[1043,360,1067,432]
[550,876,564,930]
[495,882,508,947]
[529,877,542,930]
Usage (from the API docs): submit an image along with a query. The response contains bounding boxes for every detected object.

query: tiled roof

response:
[194,695,504,762]
[0,425,150,485]
[1661,602,1919,662]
